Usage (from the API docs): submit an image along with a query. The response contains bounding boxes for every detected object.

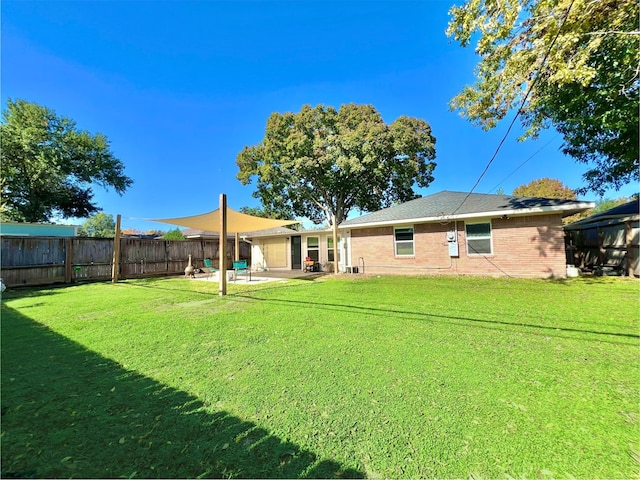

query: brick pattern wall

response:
[349,214,566,278]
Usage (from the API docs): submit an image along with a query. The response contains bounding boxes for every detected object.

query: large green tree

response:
[447,0,639,195]
[78,212,116,238]
[236,103,437,227]
[1,99,133,222]
[239,206,300,230]
[512,178,576,199]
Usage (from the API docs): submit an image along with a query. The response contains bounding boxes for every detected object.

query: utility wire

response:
[451,0,576,215]
[487,134,561,194]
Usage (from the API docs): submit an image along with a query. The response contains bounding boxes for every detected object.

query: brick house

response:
[339,191,594,278]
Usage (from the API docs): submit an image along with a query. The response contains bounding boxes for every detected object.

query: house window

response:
[394,227,414,256]
[306,236,319,262]
[327,235,341,262]
[466,222,492,255]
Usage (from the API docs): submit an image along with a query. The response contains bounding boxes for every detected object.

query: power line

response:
[451,0,576,214]
[487,134,561,194]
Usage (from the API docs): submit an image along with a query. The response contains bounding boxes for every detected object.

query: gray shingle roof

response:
[340,190,594,227]
[241,226,300,237]
[564,200,639,230]
[580,200,638,220]
[184,226,300,238]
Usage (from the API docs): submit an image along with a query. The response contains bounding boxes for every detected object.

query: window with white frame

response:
[306,236,319,262]
[327,235,341,262]
[465,222,492,255]
[394,227,414,256]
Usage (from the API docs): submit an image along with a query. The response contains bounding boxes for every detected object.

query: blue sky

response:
[2,0,636,231]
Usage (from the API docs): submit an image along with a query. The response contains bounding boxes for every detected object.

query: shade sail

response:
[152,207,299,233]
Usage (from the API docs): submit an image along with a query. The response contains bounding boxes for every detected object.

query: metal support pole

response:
[219,194,227,296]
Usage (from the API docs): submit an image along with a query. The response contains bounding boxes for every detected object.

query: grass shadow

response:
[237,292,639,345]
[121,276,326,300]
[545,275,640,285]
[1,305,363,479]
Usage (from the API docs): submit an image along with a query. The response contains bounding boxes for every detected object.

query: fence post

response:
[165,239,169,273]
[112,214,122,283]
[65,237,73,283]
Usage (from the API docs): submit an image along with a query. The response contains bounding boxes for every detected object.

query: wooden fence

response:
[565,219,639,276]
[0,236,251,287]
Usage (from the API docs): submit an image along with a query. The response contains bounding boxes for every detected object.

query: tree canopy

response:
[590,197,635,215]
[512,178,576,200]
[78,212,115,238]
[163,228,185,241]
[0,99,133,222]
[239,206,300,230]
[446,0,639,195]
[236,103,437,226]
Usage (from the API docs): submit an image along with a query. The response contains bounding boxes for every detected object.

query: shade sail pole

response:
[219,193,227,296]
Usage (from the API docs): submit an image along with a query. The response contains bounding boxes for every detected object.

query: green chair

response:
[203,258,218,279]
[233,260,251,282]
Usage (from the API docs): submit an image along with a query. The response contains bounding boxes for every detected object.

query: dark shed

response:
[564,200,639,277]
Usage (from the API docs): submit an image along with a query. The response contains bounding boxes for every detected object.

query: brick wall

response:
[349,214,566,278]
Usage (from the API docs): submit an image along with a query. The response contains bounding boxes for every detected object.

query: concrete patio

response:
[190,269,327,283]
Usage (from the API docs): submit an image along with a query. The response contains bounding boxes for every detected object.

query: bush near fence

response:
[0,236,250,287]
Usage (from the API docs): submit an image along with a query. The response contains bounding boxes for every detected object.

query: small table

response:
[214,270,236,282]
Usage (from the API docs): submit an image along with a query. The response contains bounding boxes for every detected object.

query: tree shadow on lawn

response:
[116,278,638,343]
[119,277,308,298]
[1,306,364,479]
[1,283,72,302]
[237,294,639,345]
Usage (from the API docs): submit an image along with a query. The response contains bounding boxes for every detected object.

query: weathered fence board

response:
[1,264,66,287]
[0,236,252,287]
[566,219,639,275]
[70,238,114,282]
[2,237,66,286]
[2,237,65,267]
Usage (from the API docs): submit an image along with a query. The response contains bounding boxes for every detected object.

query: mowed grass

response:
[1,275,638,479]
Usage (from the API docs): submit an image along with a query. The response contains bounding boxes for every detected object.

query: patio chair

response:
[203,258,218,279]
[233,260,251,282]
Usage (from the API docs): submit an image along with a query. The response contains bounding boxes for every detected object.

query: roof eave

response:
[564,212,640,230]
[340,202,595,229]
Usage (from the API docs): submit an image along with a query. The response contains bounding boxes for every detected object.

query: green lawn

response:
[1,275,638,479]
